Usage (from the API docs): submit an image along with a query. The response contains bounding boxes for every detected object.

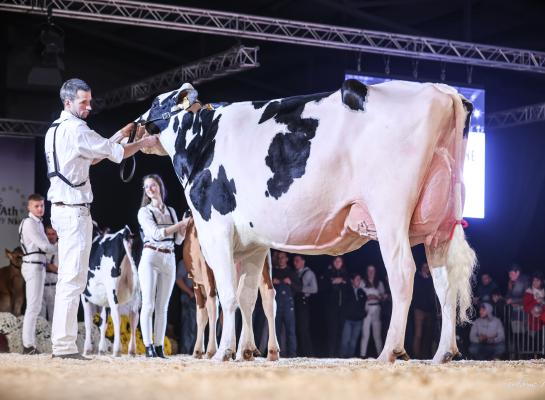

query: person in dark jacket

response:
[324,256,349,357]
[340,273,367,358]
[412,262,437,359]
[272,251,302,357]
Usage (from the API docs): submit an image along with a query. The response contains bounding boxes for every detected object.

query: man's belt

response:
[45,282,57,287]
[144,244,172,254]
[53,202,90,208]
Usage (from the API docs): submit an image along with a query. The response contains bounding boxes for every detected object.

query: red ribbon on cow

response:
[449,219,469,240]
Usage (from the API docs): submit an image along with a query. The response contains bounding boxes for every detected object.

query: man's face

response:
[352,275,362,288]
[28,200,45,218]
[481,274,491,286]
[45,227,58,244]
[66,90,92,119]
[293,256,305,270]
[509,270,520,281]
[278,252,288,267]
[479,306,488,319]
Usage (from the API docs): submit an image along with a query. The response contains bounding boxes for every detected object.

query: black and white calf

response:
[81,226,140,357]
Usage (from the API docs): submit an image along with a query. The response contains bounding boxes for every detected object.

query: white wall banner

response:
[0,138,35,266]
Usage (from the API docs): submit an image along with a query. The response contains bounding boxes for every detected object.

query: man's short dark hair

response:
[60,78,91,103]
[28,193,44,202]
[508,263,521,273]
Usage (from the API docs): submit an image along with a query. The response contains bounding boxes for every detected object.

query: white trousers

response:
[138,248,175,347]
[360,304,383,357]
[41,283,56,322]
[21,263,45,348]
[50,205,93,355]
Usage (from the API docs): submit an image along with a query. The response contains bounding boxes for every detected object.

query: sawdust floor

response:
[0,354,544,400]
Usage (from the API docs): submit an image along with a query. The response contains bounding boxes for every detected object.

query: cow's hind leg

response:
[128,308,138,356]
[377,228,415,362]
[426,226,476,363]
[236,249,268,361]
[81,296,94,355]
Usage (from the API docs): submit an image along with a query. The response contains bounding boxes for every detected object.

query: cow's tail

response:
[444,91,477,325]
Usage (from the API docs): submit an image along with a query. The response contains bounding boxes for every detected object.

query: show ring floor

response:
[0,354,544,400]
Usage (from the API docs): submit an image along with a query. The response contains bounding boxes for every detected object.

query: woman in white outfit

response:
[359,264,386,358]
[138,174,188,358]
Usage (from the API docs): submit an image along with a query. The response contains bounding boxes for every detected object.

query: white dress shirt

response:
[138,204,183,250]
[45,110,124,204]
[19,213,57,265]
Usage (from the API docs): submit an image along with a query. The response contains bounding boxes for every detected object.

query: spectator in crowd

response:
[272,252,302,357]
[469,302,506,360]
[41,226,59,322]
[505,264,530,334]
[411,262,437,359]
[506,264,530,306]
[324,256,349,357]
[359,264,386,358]
[523,272,545,331]
[340,273,367,358]
[293,255,318,357]
[175,259,197,354]
[490,288,507,324]
[474,273,499,304]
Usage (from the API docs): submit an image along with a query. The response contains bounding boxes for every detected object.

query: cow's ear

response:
[5,249,12,260]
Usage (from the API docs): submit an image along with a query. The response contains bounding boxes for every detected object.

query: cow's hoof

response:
[113,351,121,358]
[393,349,410,361]
[128,351,136,357]
[267,349,280,361]
[193,350,204,359]
[222,349,235,362]
[242,349,254,361]
[253,349,261,358]
[206,351,216,359]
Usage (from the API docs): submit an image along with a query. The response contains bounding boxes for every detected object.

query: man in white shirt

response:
[19,193,58,355]
[45,78,159,360]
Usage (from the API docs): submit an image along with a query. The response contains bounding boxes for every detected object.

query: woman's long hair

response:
[140,174,167,208]
[363,264,378,288]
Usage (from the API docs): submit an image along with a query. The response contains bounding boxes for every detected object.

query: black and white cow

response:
[81,226,140,357]
[138,79,477,363]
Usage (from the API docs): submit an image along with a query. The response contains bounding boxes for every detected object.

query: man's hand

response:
[283,277,292,285]
[138,135,160,149]
[273,278,280,285]
[119,122,136,138]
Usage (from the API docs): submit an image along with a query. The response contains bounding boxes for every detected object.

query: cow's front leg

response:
[107,296,122,357]
[81,296,94,355]
[377,229,415,363]
[205,294,218,359]
[236,250,267,361]
[259,254,280,361]
[128,308,138,356]
[97,306,109,355]
[198,227,237,362]
[193,288,208,359]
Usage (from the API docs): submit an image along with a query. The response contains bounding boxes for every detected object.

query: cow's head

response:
[135,83,202,156]
[5,247,23,269]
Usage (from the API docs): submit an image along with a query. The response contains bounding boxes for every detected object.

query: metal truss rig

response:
[1,0,545,74]
[487,102,545,129]
[0,118,50,138]
[93,45,259,111]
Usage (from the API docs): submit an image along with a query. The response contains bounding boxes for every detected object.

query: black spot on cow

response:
[259,92,330,199]
[265,191,269,197]
[189,165,237,221]
[113,289,119,305]
[172,108,238,221]
[111,264,121,278]
[341,79,368,111]
[252,100,269,109]
[461,98,474,139]
[249,222,254,228]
